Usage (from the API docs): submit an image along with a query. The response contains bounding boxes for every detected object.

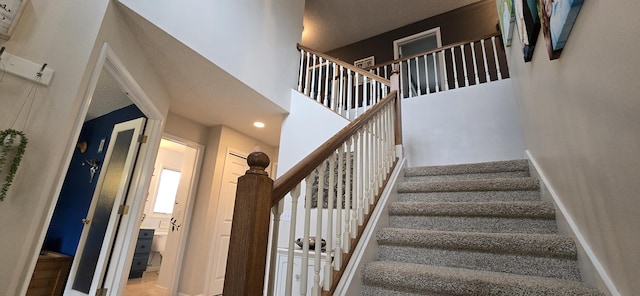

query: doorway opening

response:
[393,27,443,97]
[29,43,164,296]
[125,136,203,295]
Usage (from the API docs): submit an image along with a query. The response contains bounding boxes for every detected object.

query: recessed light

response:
[253,121,265,128]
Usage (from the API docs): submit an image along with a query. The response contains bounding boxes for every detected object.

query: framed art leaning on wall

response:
[514,0,541,62]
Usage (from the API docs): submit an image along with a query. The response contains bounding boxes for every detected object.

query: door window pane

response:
[152,169,181,214]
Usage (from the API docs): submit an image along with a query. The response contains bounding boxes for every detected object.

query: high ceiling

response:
[105,1,480,147]
[302,0,481,52]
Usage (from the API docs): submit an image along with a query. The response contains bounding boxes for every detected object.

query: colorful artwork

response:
[497,0,515,47]
[514,0,541,62]
[540,0,584,59]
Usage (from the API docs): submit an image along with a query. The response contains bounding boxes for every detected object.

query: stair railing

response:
[297,44,391,121]
[368,32,508,98]
[223,73,401,296]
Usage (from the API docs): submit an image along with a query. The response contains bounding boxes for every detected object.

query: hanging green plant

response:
[0,129,28,201]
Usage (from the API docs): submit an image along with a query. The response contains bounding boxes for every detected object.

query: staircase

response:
[362,160,603,295]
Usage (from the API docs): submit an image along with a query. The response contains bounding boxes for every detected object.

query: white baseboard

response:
[526,151,620,296]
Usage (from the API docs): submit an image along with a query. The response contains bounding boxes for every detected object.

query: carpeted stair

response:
[362,159,603,295]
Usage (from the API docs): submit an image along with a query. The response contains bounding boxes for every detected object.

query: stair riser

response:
[363,286,445,296]
[389,216,558,234]
[362,262,603,296]
[377,245,581,281]
[397,178,539,193]
[404,160,530,177]
[398,191,541,202]
[404,171,530,182]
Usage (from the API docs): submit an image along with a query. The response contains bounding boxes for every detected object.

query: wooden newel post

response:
[223,151,273,296]
[390,68,403,149]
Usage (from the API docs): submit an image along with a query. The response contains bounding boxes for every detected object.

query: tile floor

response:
[124,271,167,296]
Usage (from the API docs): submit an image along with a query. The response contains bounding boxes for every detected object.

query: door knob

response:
[81,218,91,224]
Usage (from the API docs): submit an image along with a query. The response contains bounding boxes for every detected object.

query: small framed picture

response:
[354,56,375,70]
[540,0,584,60]
[0,0,28,40]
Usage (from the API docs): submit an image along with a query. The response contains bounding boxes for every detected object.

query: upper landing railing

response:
[368,32,509,98]
[297,44,392,121]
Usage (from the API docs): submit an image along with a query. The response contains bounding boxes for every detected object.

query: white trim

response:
[393,27,442,59]
[334,157,406,295]
[159,133,205,296]
[526,150,620,296]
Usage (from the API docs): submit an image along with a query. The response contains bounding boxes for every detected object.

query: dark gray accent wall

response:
[326,0,500,65]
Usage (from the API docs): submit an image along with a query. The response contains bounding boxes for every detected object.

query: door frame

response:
[64,117,147,296]
[23,42,165,295]
[158,134,204,296]
[393,28,444,96]
[204,147,250,295]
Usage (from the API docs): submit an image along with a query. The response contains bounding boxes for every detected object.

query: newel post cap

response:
[247,151,270,175]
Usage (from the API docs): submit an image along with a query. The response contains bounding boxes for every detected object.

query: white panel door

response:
[208,151,249,295]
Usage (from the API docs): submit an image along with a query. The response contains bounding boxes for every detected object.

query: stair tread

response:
[377,228,577,258]
[363,261,603,295]
[398,177,539,193]
[389,201,555,219]
[405,159,529,177]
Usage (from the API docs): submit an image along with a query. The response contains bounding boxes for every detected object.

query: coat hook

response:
[37,63,47,77]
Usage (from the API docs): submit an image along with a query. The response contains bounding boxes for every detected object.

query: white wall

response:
[276,90,350,176]
[402,79,525,167]
[117,0,305,111]
[0,1,170,294]
[507,0,640,294]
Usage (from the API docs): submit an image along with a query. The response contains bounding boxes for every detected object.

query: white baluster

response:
[432,54,440,92]
[491,36,503,80]
[286,184,302,296]
[362,125,370,217]
[343,137,353,251]
[335,145,344,270]
[300,174,315,296]
[414,57,421,96]
[267,202,283,296]
[363,75,368,111]
[354,72,360,118]
[310,54,318,100]
[451,47,459,89]
[356,129,364,225]
[331,63,337,112]
[406,59,413,97]
[298,49,305,92]
[399,61,405,98]
[339,66,345,117]
[324,60,330,106]
[461,45,469,87]
[423,54,430,94]
[346,70,353,120]
[316,57,324,102]
[304,51,311,96]
[441,50,449,91]
[312,163,325,296]
[324,154,336,289]
[481,39,491,82]
[471,42,479,85]
[351,132,359,237]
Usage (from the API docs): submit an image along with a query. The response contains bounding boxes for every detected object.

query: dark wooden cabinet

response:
[26,251,73,296]
[129,228,154,279]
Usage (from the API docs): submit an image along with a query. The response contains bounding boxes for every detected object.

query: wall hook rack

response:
[0,48,54,86]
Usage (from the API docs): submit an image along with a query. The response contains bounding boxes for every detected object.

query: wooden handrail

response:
[272,90,398,205]
[366,32,503,70]
[297,44,391,86]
